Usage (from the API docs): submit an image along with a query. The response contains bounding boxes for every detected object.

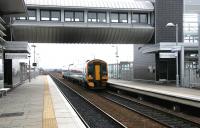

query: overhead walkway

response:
[0,75,86,128]
[11,0,155,44]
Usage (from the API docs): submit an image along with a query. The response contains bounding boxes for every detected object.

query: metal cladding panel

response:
[133,44,155,80]
[25,0,154,11]
[155,0,183,43]
[12,23,154,44]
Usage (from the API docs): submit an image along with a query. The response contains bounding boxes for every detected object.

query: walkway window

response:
[41,10,50,21]
[111,12,128,23]
[74,12,84,22]
[65,11,84,22]
[88,12,97,22]
[110,13,118,23]
[97,13,106,23]
[132,13,148,24]
[132,14,139,23]
[119,13,128,23]
[16,17,27,20]
[140,14,148,24]
[88,12,106,23]
[41,10,61,21]
[28,9,36,20]
[51,11,60,21]
[65,11,74,22]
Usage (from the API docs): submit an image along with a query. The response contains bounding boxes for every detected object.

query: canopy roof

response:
[25,0,154,11]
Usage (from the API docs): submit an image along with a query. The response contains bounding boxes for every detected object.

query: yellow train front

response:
[85,59,108,89]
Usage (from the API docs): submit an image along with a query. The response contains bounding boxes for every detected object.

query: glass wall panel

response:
[41,10,50,21]
[184,14,199,43]
[51,11,60,21]
[28,9,36,20]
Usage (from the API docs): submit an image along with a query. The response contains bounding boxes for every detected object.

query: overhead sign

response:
[5,53,28,59]
[159,53,177,59]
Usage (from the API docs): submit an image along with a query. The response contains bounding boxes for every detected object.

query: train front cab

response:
[86,60,108,89]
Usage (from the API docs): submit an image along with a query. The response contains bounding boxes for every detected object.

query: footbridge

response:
[11,0,155,44]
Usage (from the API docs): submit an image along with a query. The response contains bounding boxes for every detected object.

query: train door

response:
[95,64,100,80]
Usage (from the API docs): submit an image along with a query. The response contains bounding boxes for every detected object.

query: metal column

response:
[180,46,185,87]
[198,14,200,73]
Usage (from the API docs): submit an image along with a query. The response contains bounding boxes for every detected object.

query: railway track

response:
[100,91,200,128]
[50,73,167,128]
[50,74,126,128]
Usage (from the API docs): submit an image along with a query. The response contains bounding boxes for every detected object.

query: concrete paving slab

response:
[0,76,44,128]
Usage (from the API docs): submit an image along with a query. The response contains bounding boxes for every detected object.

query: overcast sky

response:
[29,43,134,69]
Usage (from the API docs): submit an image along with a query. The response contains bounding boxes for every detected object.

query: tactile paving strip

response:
[43,76,58,128]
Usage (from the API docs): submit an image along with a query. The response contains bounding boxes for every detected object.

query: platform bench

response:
[0,88,10,97]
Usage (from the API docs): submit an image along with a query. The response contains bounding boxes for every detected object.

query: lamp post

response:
[112,45,119,80]
[166,23,179,87]
[31,45,36,64]
[31,45,36,78]
[28,55,31,82]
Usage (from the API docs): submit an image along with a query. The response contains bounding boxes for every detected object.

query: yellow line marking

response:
[43,76,58,128]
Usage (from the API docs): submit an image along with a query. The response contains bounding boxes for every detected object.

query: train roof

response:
[87,59,107,64]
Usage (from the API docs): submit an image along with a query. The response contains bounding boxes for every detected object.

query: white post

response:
[176,24,179,87]
[31,45,36,78]
[28,55,31,82]
[181,46,184,87]
[116,46,119,80]
[198,14,200,75]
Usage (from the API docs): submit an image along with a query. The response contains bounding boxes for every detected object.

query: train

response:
[62,59,108,89]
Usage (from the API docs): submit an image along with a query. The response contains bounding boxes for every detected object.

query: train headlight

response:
[88,75,93,80]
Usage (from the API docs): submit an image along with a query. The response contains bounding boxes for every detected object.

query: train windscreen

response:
[88,64,94,76]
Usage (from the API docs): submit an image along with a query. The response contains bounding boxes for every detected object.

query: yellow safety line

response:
[43,76,58,128]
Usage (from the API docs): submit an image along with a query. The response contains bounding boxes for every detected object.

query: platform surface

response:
[0,75,85,128]
[108,79,200,107]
